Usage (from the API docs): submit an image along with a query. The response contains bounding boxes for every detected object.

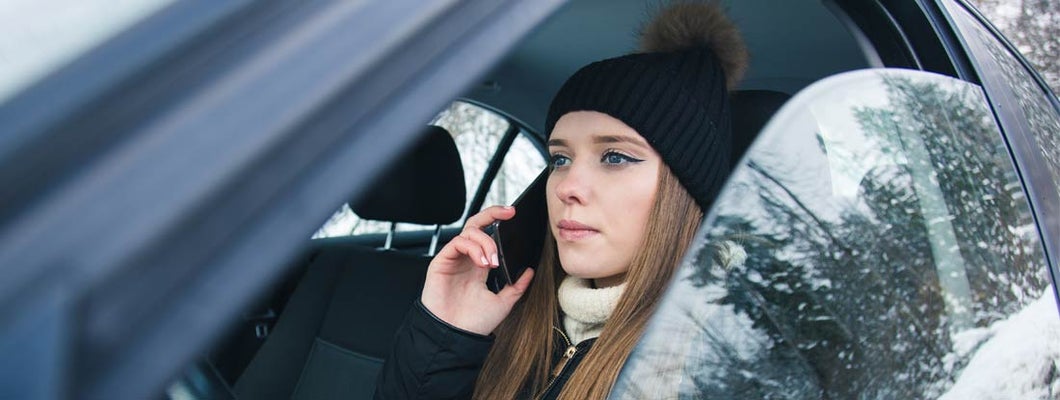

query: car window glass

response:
[481,132,548,209]
[612,69,1056,399]
[946,2,1060,201]
[313,101,543,238]
[0,0,174,103]
[433,101,513,219]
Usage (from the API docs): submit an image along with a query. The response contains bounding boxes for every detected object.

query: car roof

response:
[466,0,870,134]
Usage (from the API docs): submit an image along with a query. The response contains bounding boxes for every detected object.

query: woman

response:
[376,2,748,399]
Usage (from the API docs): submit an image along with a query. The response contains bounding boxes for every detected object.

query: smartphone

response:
[485,168,549,293]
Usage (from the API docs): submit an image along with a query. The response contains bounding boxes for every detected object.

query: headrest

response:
[350,126,466,225]
[729,90,791,166]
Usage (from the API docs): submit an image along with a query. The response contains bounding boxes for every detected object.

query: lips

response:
[557,219,598,241]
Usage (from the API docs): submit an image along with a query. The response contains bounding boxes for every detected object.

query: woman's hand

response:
[420,205,535,336]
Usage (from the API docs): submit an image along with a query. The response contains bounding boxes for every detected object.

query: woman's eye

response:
[601,151,643,165]
[550,154,572,168]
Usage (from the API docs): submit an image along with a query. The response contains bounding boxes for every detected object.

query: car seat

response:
[232,125,466,400]
[730,90,791,165]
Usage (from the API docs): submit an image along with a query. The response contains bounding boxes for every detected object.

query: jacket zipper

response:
[535,327,577,400]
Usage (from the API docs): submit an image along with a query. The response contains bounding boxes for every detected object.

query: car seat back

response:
[233,125,465,400]
[730,89,791,165]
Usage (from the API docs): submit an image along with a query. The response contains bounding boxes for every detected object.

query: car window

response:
[313,101,545,238]
[612,69,1057,399]
[482,132,548,208]
[944,2,1060,204]
[0,0,174,103]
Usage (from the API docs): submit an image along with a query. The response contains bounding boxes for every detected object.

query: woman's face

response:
[546,111,661,288]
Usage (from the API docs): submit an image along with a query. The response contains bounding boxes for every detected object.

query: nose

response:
[552,164,589,206]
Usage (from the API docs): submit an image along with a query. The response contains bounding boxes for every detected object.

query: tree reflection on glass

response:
[613,70,1052,399]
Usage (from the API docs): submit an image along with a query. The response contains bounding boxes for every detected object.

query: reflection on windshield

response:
[613,70,1056,399]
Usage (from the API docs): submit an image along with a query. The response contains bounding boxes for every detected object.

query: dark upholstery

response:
[233,126,463,400]
[317,251,428,358]
[351,125,466,225]
[233,253,345,399]
[729,90,791,166]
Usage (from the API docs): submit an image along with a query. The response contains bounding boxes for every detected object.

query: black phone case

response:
[485,169,549,293]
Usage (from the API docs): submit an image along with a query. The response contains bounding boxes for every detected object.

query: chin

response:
[557,252,620,280]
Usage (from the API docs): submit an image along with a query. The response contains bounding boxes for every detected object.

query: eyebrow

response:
[547,135,649,149]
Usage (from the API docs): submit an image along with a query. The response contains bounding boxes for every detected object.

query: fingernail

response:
[480,256,489,266]
[491,253,499,266]
[503,205,513,210]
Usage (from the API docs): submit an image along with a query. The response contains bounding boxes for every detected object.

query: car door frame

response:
[0,1,566,399]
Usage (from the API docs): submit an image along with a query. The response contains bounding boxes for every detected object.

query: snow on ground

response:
[939,292,1060,400]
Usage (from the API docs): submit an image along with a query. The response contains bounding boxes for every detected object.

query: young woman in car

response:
[376,3,748,399]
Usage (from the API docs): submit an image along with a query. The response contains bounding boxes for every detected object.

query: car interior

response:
[165,0,943,398]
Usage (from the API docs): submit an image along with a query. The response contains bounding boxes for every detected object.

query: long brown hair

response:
[473,164,704,399]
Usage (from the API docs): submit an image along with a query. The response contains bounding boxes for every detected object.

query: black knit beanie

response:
[545,2,747,212]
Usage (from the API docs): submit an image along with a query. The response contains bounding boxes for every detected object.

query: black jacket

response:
[374,300,595,399]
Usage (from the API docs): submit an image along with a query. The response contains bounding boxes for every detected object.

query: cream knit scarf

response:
[555,241,747,345]
[557,276,626,345]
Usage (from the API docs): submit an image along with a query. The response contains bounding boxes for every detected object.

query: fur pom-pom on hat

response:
[640,2,749,89]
